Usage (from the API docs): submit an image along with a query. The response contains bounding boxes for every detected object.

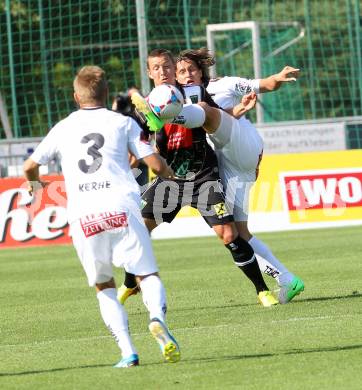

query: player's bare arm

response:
[23,158,48,195]
[196,91,257,131]
[143,153,174,178]
[229,92,257,119]
[128,152,139,168]
[259,66,300,92]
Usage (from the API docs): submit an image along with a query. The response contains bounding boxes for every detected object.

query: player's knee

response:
[197,103,220,133]
[214,226,236,244]
[222,223,238,244]
[222,229,237,244]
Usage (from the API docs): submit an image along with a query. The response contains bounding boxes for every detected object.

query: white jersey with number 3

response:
[31,108,154,223]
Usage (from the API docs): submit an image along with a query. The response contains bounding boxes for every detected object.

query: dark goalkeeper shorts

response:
[141,177,234,226]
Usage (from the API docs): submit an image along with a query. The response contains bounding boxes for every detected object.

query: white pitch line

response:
[271,314,357,323]
[0,315,357,350]
[0,324,230,349]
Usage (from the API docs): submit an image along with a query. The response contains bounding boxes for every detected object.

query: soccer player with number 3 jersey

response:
[23,66,180,368]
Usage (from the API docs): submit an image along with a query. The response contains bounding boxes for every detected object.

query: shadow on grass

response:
[0,363,111,377]
[185,343,362,364]
[2,343,362,377]
[163,292,362,313]
[127,302,254,319]
[296,292,361,304]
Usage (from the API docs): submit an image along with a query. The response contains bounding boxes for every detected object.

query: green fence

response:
[0,0,361,139]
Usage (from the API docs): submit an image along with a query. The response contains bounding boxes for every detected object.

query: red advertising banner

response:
[0,176,71,248]
[282,170,362,211]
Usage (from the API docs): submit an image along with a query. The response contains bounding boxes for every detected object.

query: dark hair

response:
[147,48,175,68]
[113,92,133,115]
[176,48,215,86]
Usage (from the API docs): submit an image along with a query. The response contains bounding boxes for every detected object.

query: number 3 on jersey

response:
[78,133,105,174]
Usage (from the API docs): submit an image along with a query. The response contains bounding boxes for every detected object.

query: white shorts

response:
[220,166,255,222]
[70,210,158,286]
[209,112,263,174]
[208,109,235,149]
[209,112,264,222]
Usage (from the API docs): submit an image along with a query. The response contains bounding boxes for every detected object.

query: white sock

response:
[97,288,137,358]
[172,104,205,128]
[139,275,167,322]
[248,236,294,286]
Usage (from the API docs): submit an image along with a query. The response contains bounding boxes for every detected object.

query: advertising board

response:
[1,150,361,246]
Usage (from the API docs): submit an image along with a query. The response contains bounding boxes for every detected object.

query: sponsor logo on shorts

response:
[213,202,228,217]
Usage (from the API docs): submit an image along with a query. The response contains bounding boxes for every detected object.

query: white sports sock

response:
[173,104,205,128]
[97,288,137,358]
[139,275,167,322]
[248,236,294,286]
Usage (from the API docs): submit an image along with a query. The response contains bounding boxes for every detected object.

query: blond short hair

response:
[73,66,108,104]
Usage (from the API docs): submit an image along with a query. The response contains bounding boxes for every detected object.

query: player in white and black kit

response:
[23,66,180,367]
[119,49,279,308]
[174,48,304,303]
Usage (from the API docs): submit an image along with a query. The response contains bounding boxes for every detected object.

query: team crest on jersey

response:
[213,202,228,217]
[189,95,200,103]
[140,199,147,209]
[235,81,252,95]
[174,160,191,177]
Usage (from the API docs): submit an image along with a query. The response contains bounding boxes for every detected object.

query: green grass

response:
[1,226,362,389]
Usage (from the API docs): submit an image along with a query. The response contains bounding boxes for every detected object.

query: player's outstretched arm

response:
[259,66,300,93]
[143,153,174,179]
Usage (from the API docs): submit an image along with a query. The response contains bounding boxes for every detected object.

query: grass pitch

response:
[1,226,362,389]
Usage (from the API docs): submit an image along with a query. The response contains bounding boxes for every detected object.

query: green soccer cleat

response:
[113,353,139,368]
[278,276,305,304]
[131,92,165,132]
[257,290,279,307]
[149,318,181,363]
[117,284,140,305]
